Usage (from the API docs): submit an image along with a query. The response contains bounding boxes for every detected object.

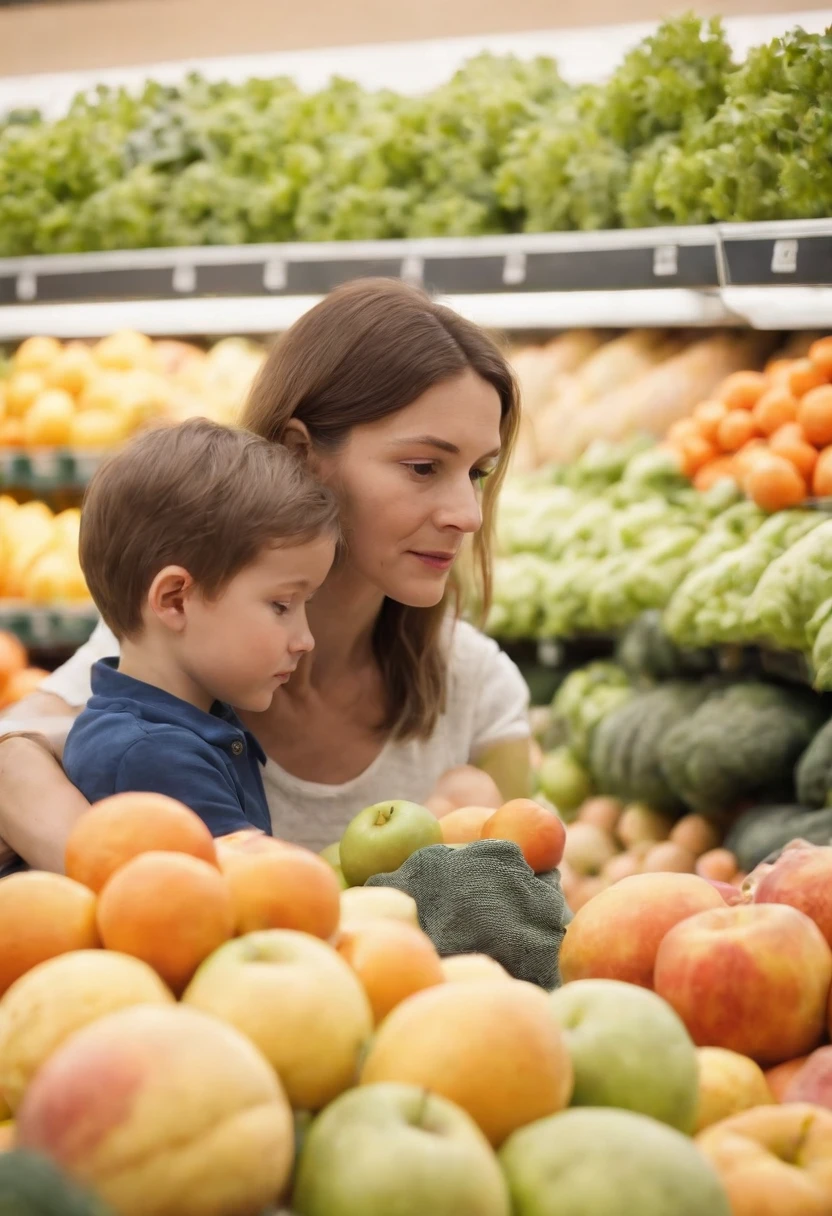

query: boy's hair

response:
[80,418,340,639]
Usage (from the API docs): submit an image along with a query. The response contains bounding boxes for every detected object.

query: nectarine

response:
[337,920,444,1023]
[439,806,493,845]
[220,844,341,940]
[482,800,566,873]
[0,872,99,996]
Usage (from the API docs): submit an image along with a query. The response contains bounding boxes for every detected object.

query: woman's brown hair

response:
[243,278,520,740]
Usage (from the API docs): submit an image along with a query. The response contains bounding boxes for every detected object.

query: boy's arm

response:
[114,735,261,838]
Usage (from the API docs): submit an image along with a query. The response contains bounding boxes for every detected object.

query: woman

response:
[0,279,531,871]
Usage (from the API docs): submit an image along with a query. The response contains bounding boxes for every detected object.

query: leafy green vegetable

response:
[745,519,832,651]
[552,661,633,763]
[795,714,832,807]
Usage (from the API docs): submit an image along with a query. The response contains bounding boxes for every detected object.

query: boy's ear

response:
[147,566,194,632]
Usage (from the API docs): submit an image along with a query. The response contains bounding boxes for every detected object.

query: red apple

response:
[782,1045,832,1111]
[753,844,832,948]
[654,904,832,1066]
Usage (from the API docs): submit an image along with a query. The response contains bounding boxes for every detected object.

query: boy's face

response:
[181,534,336,712]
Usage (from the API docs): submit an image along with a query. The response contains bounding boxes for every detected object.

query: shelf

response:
[0,449,103,493]
[0,601,97,649]
[0,221,829,336]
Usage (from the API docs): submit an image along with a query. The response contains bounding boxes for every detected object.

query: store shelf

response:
[0,221,829,336]
[0,449,103,493]
[0,601,97,649]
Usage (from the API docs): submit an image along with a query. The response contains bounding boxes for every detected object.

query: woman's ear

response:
[282,418,312,461]
[147,566,195,633]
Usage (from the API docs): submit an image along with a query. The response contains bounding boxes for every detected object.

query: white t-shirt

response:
[41,617,530,852]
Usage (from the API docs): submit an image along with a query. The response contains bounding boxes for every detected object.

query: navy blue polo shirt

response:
[63,659,272,838]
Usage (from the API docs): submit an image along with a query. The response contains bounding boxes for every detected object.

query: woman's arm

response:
[0,733,90,873]
[476,737,532,802]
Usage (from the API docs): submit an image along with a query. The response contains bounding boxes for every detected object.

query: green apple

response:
[548,978,698,1132]
[293,1082,510,1216]
[500,1107,731,1216]
[320,842,349,889]
[182,929,372,1111]
[340,800,442,886]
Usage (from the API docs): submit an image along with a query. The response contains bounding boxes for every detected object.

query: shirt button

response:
[231,740,244,756]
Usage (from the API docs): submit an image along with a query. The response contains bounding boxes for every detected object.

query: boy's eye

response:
[271,602,290,616]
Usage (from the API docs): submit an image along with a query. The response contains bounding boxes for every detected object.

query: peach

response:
[16,1005,294,1216]
[754,845,832,949]
[670,815,721,857]
[432,766,503,811]
[577,797,623,835]
[783,1046,832,1111]
[336,920,444,1023]
[65,791,218,893]
[766,1057,810,1102]
[616,804,672,849]
[441,954,511,983]
[183,930,372,1111]
[602,851,643,885]
[339,886,420,931]
[220,845,340,940]
[696,848,738,884]
[642,842,697,874]
[560,873,724,988]
[0,950,173,1111]
[695,1047,774,1132]
[0,872,99,996]
[360,980,574,1147]
[215,829,291,857]
[439,806,494,844]
[655,904,832,1066]
[696,1103,832,1216]
[482,799,566,873]
[568,875,610,911]
[96,851,235,995]
[561,822,616,876]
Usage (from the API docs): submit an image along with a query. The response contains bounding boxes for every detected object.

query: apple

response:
[696,1103,832,1216]
[320,842,348,890]
[765,1056,810,1102]
[292,1082,510,1216]
[782,1045,832,1110]
[694,1048,774,1132]
[549,979,698,1132]
[340,801,442,887]
[441,954,511,983]
[182,930,373,1110]
[562,823,616,876]
[339,886,420,931]
[753,844,832,948]
[616,804,672,849]
[500,1107,731,1216]
[654,904,832,1066]
[577,797,623,835]
[560,872,724,988]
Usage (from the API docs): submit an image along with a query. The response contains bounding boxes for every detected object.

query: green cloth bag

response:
[366,838,569,990]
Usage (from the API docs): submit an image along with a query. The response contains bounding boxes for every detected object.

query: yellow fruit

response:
[14,336,61,373]
[0,383,6,422]
[21,550,89,603]
[22,391,75,446]
[93,330,156,371]
[69,409,127,448]
[45,343,98,397]
[51,508,81,545]
[5,372,45,418]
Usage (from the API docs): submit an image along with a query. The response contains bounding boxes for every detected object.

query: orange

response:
[678,435,717,478]
[360,980,574,1146]
[0,872,100,996]
[96,851,234,994]
[693,457,737,491]
[65,791,218,893]
[719,371,768,411]
[767,427,818,482]
[789,358,828,398]
[219,844,341,939]
[666,418,701,446]
[746,454,807,512]
[0,667,49,709]
[0,631,26,697]
[809,337,832,380]
[14,336,61,373]
[813,447,832,498]
[336,920,445,1023]
[692,400,728,442]
[438,805,493,844]
[717,410,760,452]
[482,799,566,873]
[798,385,832,447]
[21,390,74,446]
[752,386,798,436]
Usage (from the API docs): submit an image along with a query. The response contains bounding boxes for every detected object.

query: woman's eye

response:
[407,462,436,478]
[470,467,492,484]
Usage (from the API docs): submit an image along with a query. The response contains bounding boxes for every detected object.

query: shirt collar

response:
[91,657,267,764]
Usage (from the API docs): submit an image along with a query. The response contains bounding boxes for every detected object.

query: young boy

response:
[63,418,339,837]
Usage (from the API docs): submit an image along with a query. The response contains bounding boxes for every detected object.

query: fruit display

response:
[2,787,832,1215]
[0,627,48,707]
[0,498,88,602]
[664,335,832,509]
[1,18,830,256]
[0,332,264,450]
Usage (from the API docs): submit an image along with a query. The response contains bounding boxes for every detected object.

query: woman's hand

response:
[0,734,90,873]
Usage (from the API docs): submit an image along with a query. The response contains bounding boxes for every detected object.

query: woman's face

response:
[313,369,503,607]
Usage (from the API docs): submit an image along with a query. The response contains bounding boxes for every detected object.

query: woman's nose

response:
[436,478,483,534]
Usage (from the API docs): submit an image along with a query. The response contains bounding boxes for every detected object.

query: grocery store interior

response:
[2,0,832,1211]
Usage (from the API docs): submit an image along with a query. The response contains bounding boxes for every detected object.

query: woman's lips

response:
[410,551,456,571]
